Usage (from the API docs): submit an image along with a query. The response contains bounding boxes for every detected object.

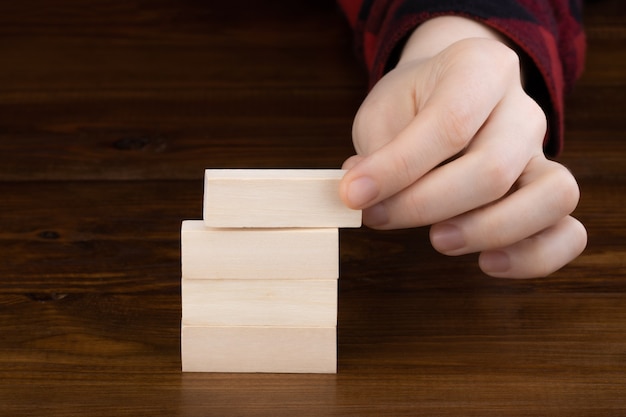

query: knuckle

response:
[551,165,581,214]
[393,149,419,186]
[491,43,521,85]
[520,96,548,142]
[483,156,518,199]
[523,239,561,278]
[460,39,520,84]
[435,43,524,153]
[482,216,512,249]
[530,216,587,278]
[563,217,588,258]
[406,189,430,225]
[352,96,391,154]
[496,44,521,77]
[456,38,519,68]
[352,105,375,153]
[571,217,588,255]
[435,103,474,151]
[351,109,366,151]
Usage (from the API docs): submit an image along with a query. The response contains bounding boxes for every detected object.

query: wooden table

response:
[1,1,625,415]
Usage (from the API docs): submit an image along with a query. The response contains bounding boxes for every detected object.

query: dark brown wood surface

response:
[1,1,625,415]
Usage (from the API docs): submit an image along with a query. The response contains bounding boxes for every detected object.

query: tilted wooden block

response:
[182,279,337,327]
[181,325,337,373]
[203,169,362,228]
[181,220,338,279]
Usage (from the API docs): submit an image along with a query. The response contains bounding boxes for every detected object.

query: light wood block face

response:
[182,279,337,327]
[203,169,362,228]
[181,325,337,373]
[181,220,338,279]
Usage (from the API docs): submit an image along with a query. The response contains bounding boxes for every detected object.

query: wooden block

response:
[181,220,338,279]
[182,279,337,327]
[181,325,336,373]
[203,169,362,228]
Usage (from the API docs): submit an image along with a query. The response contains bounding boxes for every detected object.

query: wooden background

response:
[1,0,625,415]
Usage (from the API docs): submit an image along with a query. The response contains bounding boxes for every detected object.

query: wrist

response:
[397,16,509,65]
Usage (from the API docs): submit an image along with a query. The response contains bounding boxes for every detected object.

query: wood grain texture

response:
[1,0,625,415]
[203,169,361,228]
[182,325,337,374]
[182,279,337,327]
[181,221,339,279]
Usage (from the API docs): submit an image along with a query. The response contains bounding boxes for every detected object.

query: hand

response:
[339,18,587,278]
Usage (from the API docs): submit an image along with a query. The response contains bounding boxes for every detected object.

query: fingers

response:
[478,216,587,278]
[349,70,417,157]
[429,157,580,256]
[425,156,585,278]
[361,90,545,229]
[341,155,364,171]
[338,37,585,277]
[340,40,520,210]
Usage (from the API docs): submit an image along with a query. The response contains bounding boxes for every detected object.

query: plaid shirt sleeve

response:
[337,0,586,155]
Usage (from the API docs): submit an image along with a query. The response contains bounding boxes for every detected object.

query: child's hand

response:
[339,17,587,278]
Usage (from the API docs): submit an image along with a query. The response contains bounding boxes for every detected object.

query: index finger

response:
[340,101,487,209]
[340,43,517,209]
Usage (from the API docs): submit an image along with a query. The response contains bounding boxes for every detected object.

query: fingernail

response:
[480,251,511,273]
[363,202,388,227]
[431,224,465,252]
[346,176,379,208]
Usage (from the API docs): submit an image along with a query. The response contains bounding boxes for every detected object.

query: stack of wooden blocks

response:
[181,169,361,373]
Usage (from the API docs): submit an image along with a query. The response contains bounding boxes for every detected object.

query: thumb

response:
[341,154,364,170]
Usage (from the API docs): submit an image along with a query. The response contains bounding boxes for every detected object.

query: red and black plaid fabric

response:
[337,0,586,155]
